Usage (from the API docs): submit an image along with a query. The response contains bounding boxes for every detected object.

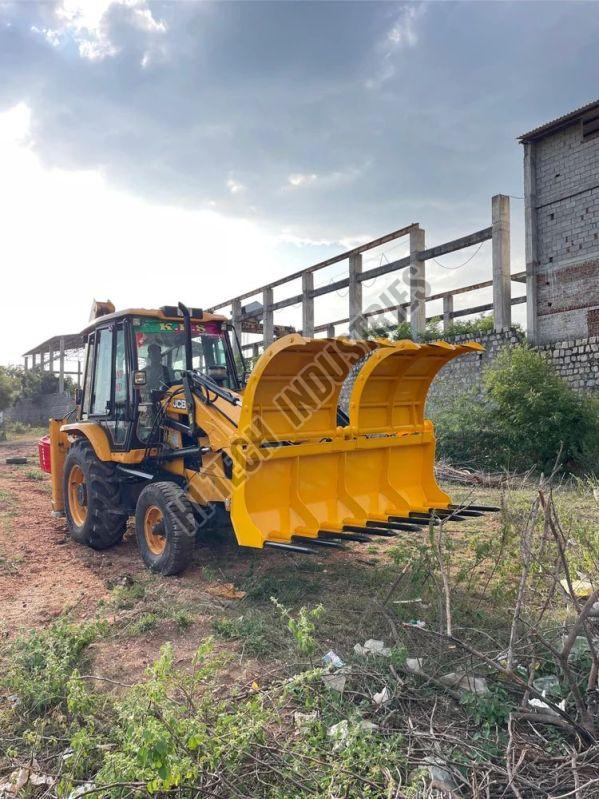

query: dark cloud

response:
[1,0,598,242]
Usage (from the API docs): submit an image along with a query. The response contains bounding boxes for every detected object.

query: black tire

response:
[63,438,128,550]
[135,482,196,575]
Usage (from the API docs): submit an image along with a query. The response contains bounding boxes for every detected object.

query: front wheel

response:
[135,482,196,575]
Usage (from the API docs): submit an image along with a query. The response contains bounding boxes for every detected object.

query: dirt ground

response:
[0,440,349,683]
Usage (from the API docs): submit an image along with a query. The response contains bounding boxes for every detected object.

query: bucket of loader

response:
[230,334,483,549]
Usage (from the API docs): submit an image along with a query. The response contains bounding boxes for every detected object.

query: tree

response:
[0,366,19,412]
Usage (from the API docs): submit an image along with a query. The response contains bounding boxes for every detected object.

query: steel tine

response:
[293,535,346,550]
[264,541,317,554]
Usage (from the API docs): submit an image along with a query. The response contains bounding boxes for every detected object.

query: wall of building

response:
[531,120,599,343]
[5,392,75,427]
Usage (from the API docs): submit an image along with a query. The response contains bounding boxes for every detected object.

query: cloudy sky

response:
[1,0,598,365]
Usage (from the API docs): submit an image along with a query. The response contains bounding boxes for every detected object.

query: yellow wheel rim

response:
[144,506,166,555]
[68,464,88,527]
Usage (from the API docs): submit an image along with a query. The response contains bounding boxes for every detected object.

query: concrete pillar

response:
[443,295,454,330]
[409,226,426,336]
[58,336,65,393]
[32,352,37,369]
[262,287,274,346]
[48,347,54,373]
[523,144,539,344]
[24,355,29,372]
[326,323,335,338]
[252,343,259,359]
[302,272,315,338]
[492,194,511,331]
[397,305,407,326]
[348,253,364,338]
[231,298,243,360]
[77,361,82,388]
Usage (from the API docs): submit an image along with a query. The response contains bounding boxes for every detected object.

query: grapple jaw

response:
[230,334,483,548]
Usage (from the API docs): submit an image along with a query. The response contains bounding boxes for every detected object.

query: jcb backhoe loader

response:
[41,302,497,575]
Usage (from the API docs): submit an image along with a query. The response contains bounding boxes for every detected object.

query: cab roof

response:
[81,307,229,336]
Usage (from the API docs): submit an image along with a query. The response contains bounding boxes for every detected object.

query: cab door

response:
[82,323,133,451]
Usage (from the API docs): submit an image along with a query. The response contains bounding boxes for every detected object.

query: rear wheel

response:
[135,482,196,575]
[63,439,128,549]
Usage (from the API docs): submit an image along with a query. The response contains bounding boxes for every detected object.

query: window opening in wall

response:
[582,112,599,141]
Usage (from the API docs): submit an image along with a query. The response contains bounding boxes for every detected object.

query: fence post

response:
[58,336,65,393]
[263,287,274,347]
[302,272,315,337]
[349,253,364,338]
[410,226,426,336]
[443,295,454,330]
[231,298,243,360]
[492,194,511,331]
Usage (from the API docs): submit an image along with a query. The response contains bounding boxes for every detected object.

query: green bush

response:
[434,346,599,474]
[366,314,503,343]
[3,619,107,715]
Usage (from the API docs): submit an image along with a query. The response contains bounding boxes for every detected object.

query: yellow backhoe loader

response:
[41,302,498,574]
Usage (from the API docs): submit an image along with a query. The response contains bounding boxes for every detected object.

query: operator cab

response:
[78,305,243,451]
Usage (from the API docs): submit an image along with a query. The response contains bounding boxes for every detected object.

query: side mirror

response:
[133,370,147,387]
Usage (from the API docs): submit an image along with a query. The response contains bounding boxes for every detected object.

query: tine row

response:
[271,504,501,554]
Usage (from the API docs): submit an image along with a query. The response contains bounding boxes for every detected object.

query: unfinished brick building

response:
[521,100,599,344]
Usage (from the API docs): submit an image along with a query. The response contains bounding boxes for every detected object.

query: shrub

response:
[3,619,107,715]
[433,345,599,474]
[366,314,502,343]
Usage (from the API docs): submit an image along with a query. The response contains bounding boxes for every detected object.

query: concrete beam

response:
[231,298,243,361]
[58,336,65,393]
[492,194,511,331]
[262,287,274,346]
[302,272,315,338]
[443,295,454,330]
[348,253,364,338]
[409,226,426,336]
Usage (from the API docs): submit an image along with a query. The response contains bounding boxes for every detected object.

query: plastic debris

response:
[67,783,96,799]
[407,619,427,628]
[529,697,566,716]
[322,671,347,693]
[440,671,489,694]
[294,711,317,729]
[322,650,345,669]
[327,719,349,751]
[532,675,560,696]
[354,639,391,657]
[206,583,246,600]
[405,657,424,674]
[0,762,55,796]
[560,578,594,599]
[358,720,379,732]
[424,756,459,792]
[373,686,391,705]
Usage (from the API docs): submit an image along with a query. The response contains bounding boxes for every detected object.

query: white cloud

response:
[366,4,425,89]
[288,173,318,188]
[32,0,167,61]
[227,178,246,195]
[0,104,281,365]
[387,5,422,49]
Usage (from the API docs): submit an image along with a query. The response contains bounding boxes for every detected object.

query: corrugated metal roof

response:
[23,334,84,357]
[519,99,599,143]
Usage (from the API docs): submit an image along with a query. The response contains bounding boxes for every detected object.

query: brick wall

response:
[339,329,598,418]
[532,120,599,343]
